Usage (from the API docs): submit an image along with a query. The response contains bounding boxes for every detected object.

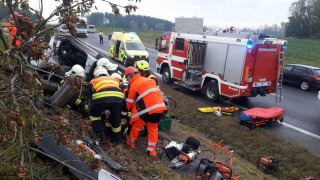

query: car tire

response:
[162,67,172,84]
[300,80,310,91]
[203,81,219,102]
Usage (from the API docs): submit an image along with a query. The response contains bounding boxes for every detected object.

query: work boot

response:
[112,132,122,145]
[126,138,135,149]
[147,150,157,158]
[98,131,107,144]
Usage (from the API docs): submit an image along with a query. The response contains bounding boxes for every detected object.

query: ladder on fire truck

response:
[275,51,284,103]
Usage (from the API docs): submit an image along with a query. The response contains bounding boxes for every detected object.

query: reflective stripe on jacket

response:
[126,74,167,119]
[90,76,124,102]
[148,73,159,88]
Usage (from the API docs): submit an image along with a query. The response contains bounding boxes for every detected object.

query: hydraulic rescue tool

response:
[256,156,279,174]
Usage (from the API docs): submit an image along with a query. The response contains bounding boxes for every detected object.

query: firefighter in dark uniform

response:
[88,66,125,144]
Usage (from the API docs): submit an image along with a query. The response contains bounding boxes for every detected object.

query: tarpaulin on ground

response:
[240,107,284,121]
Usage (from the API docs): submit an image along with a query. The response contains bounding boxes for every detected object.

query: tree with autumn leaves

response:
[0,0,139,179]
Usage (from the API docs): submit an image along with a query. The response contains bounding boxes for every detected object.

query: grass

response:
[285,38,320,67]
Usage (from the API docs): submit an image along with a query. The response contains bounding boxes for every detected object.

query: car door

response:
[119,42,125,62]
[290,66,308,85]
[283,65,294,83]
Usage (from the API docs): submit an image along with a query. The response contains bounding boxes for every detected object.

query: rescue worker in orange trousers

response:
[125,66,167,157]
[88,67,125,144]
[7,11,21,47]
[134,60,159,87]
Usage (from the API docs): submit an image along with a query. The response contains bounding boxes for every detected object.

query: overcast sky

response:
[29,0,295,28]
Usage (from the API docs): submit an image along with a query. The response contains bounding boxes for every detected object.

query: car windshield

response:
[125,42,145,51]
[88,25,95,29]
[76,23,87,29]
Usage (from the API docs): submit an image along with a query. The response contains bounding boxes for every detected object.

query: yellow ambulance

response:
[108,32,149,67]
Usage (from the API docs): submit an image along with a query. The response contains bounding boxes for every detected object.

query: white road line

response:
[270,93,284,98]
[228,101,320,140]
[282,122,320,140]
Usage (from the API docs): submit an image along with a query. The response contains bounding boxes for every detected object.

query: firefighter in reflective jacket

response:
[87,58,123,82]
[89,67,125,144]
[7,11,21,47]
[125,66,167,157]
[134,60,159,87]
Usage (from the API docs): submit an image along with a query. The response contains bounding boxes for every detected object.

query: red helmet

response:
[124,66,138,77]
[10,12,19,19]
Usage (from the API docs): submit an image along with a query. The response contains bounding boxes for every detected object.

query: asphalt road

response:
[80,33,320,157]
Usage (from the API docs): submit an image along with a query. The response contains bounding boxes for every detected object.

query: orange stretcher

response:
[239,107,285,129]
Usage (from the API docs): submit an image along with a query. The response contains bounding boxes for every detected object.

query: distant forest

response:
[88,12,174,31]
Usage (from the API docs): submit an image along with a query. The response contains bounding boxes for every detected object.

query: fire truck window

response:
[175,38,184,51]
[161,40,168,49]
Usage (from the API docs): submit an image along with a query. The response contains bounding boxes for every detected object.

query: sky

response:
[28,0,296,28]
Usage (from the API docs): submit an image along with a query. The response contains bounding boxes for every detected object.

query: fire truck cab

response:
[156,32,287,102]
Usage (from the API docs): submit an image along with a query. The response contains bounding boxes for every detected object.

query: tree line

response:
[87,12,174,31]
[286,0,320,39]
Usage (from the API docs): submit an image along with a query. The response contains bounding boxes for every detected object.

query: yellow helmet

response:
[134,60,150,71]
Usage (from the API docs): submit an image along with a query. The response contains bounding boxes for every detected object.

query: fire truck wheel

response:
[203,81,219,102]
[162,67,172,84]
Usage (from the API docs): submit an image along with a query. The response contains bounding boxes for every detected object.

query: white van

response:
[75,23,88,37]
[87,25,96,33]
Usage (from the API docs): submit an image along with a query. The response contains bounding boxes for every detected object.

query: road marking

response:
[228,101,320,140]
[146,48,157,52]
[270,93,284,98]
[282,122,320,140]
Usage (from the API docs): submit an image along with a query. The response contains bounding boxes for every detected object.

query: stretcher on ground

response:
[239,107,284,129]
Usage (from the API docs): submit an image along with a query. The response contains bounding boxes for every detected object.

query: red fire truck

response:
[155,32,287,102]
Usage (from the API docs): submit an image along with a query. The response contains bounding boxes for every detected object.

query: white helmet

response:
[65,64,85,78]
[97,58,111,69]
[93,66,109,77]
[111,73,122,80]
[107,63,118,71]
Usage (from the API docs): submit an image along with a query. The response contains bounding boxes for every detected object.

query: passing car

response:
[87,25,96,33]
[283,64,320,90]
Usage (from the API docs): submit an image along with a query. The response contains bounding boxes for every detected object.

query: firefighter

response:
[89,66,125,144]
[125,66,167,157]
[87,58,123,82]
[63,64,89,113]
[97,58,123,77]
[7,11,21,47]
[134,60,159,87]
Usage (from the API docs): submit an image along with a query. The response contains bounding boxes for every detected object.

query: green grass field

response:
[285,38,320,67]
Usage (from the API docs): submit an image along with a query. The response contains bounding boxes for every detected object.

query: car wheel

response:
[300,80,310,91]
[162,67,172,84]
[123,58,128,67]
[203,81,219,102]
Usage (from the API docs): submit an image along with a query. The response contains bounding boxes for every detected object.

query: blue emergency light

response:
[246,40,253,49]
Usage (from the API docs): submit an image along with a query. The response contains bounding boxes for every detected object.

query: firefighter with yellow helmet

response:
[134,60,159,87]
